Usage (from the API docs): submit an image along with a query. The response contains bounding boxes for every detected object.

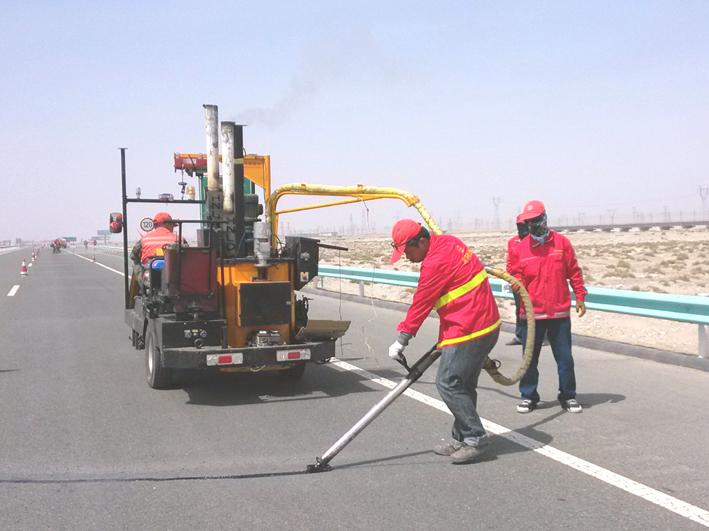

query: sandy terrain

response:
[316,227,709,356]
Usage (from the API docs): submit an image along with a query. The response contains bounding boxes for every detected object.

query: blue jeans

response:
[519,317,576,403]
[436,328,500,447]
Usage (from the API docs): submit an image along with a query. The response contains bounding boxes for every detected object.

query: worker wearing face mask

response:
[505,214,530,345]
[512,200,587,414]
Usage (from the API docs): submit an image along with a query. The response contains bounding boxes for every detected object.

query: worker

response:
[388,219,501,464]
[130,212,183,266]
[510,200,587,414]
[505,213,529,345]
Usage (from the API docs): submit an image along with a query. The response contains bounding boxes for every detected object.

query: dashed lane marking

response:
[7,285,20,297]
[72,250,709,528]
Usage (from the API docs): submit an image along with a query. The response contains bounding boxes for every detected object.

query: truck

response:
[110,105,350,388]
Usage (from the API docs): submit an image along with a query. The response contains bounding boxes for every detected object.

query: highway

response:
[1,246,709,530]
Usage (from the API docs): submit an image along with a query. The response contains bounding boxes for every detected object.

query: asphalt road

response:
[1,246,708,530]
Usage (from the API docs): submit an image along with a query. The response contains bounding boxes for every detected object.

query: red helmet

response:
[518,200,546,222]
[153,212,173,224]
[389,219,422,264]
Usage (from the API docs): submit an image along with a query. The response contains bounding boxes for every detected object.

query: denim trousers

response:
[435,328,500,448]
[518,317,576,403]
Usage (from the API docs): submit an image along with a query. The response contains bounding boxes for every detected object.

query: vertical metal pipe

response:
[120,148,129,310]
[699,324,708,358]
[203,104,219,192]
[220,122,235,214]
[234,124,246,258]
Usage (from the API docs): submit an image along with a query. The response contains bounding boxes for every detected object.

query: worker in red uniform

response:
[510,200,587,414]
[505,213,530,345]
[130,212,183,266]
[388,219,501,464]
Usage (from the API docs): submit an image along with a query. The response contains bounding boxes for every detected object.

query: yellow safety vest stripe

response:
[434,269,488,310]
[437,319,501,348]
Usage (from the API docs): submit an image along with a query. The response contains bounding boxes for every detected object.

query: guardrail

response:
[317,264,709,357]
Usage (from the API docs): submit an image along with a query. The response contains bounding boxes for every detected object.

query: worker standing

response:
[388,219,501,464]
[511,200,587,414]
[505,214,529,345]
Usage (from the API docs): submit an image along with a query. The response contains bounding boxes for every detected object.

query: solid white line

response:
[330,358,709,528]
[7,285,20,297]
[71,250,709,527]
[69,251,127,277]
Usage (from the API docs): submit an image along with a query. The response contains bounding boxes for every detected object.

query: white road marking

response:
[330,358,709,528]
[69,251,128,277]
[7,285,20,297]
[73,251,709,527]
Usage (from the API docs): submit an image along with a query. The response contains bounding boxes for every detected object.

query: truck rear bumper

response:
[161,341,336,370]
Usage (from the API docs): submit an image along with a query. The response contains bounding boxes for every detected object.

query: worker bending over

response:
[388,219,501,464]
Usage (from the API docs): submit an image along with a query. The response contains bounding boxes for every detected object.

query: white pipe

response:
[220,121,235,214]
[203,104,220,192]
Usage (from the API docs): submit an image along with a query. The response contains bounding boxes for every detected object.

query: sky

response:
[1,0,708,242]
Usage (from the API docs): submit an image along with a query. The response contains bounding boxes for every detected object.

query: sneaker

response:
[561,398,583,413]
[450,444,489,464]
[433,439,462,456]
[516,399,536,413]
[505,336,523,346]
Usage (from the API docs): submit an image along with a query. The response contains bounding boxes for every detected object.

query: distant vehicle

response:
[158,193,174,202]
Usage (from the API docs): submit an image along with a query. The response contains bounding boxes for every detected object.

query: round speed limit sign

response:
[140,217,154,232]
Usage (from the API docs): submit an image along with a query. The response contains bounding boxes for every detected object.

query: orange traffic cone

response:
[20,259,28,276]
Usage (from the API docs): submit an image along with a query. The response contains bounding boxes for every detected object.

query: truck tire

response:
[145,325,173,389]
[280,362,306,380]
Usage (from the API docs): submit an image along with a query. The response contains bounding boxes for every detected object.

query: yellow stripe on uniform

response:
[437,319,501,348]
[434,269,488,310]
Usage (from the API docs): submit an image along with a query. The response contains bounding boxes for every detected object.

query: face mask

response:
[516,223,529,239]
[530,232,548,244]
[528,213,549,242]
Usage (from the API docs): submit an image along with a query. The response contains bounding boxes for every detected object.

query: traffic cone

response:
[20,259,28,276]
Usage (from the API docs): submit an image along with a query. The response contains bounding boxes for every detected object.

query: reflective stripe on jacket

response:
[396,233,501,348]
[140,227,180,264]
[515,230,586,320]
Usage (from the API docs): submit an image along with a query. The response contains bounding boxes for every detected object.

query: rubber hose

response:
[482,267,535,386]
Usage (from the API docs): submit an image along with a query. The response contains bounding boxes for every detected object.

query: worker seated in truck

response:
[128,212,186,304]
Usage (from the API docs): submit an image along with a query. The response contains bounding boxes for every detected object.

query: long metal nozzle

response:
[307,345,440,472]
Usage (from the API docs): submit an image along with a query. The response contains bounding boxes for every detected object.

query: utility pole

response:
[492,197,501,229]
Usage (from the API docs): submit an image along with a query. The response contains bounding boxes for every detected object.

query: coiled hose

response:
[482,267,535,386]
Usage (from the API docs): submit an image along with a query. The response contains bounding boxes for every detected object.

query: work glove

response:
[576,301,586,318]
[388,340,407,362]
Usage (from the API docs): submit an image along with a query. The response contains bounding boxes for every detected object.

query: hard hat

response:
[517,200,546,222]
[515,213,526,224]
[390,219,422,264]
[153,212,173,224]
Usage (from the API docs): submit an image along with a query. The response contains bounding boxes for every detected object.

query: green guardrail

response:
[317,264,709,326]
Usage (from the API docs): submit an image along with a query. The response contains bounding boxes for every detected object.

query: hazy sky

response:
[1,1,708,241]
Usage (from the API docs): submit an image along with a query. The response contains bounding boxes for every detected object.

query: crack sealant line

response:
[69,248,709,528]
[329,358,709,528]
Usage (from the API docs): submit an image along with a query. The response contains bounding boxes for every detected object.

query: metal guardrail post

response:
[358,281,365,297]
[698,325,708,358]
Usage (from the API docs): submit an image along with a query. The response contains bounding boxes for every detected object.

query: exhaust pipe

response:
[203,104,219,192]
[220,121,235,214]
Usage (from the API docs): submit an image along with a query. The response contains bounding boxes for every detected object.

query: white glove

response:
[388,340,406,361]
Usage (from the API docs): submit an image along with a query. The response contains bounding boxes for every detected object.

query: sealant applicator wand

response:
[306,344,440,473]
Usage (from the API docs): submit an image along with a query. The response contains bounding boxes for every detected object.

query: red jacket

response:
[140,227,180,264]
[506,234,522,274]
[397,234,501,348]
[511,231,586,320]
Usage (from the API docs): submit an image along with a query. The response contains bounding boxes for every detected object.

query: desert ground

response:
[316,226,709,355]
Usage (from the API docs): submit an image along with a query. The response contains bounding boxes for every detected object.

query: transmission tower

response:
[699,186,709,220]
[492,196,501,229]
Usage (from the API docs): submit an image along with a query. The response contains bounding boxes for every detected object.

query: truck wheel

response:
[145,326,173,389]
[280,362,306,380]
